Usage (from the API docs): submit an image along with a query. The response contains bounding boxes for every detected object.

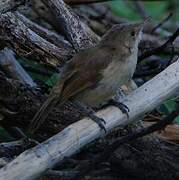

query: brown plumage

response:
[29,22,144,133]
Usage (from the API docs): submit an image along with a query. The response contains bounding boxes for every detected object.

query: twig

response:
[46,170,78,177]
[0,139,35,158]
[31,0,61,33]
[133,1,148,19]
[71,106,179,180]
[151,12,173,34]
[0,73,47,135]
[165,44,176,67]
[0,0,28,14]
[42,0,100,50]
[15,12,73,51]
[138,28,179,62]
[0,48,37,88]
[140,33,179,56]
[90,3,125,24]
[0,12,71,66]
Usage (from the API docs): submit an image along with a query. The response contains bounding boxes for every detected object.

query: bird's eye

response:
[130,31,135,37]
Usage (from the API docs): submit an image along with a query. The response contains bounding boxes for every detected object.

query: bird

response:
[29,21,144,133]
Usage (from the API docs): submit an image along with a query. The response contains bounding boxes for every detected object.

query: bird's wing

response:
[51,47,112,103]
[29,47,112,133]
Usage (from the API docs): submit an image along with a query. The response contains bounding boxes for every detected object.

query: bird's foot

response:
[106,99,129,118]
[88,113,106,133]
[72,101,106,133]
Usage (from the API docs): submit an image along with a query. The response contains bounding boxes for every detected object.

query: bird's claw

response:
[72,101,107,133]
[107,99,130,118]
[90,116,106,133]
[117,102,129,118]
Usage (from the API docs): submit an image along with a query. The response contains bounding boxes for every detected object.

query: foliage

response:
[109,0,170,21]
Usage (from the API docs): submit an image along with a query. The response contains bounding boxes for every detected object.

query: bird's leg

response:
[72,101,106,132]
[109,99,129,118]
[108,87,129,118]
[115,87,127,101]
[101,99,129,118]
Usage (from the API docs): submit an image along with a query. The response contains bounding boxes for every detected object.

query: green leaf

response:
[18,58,53,82]
[28,72,49,82]
[158,100,179,124]
[108,1,140,21]
[45,73,59,87]
[174,116,179,124]
[108,0,169,21]
[159,99,177,114]
[143,1,168,20]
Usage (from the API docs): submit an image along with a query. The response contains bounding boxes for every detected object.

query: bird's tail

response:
[28,95,58,133]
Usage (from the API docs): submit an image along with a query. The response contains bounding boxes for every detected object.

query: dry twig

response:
[138,28,179,62]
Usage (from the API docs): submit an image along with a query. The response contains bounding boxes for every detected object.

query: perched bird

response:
[29,21,144,133]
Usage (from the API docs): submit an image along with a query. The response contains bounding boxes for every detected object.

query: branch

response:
[0,139,34,158]
[0,0,27,14]
[0,59,179,180]
[45,170,78,178]
[42,0,100,50]
[0,48,37,88]
[31,0,61,32]
[72,106,179,179]
[138,28,179,62]
[139,34,179,57]
[151,12,173,34]
[133,1,148,19]
[0,73,45,129]
[15,12,73,51]
[0,12,72,66]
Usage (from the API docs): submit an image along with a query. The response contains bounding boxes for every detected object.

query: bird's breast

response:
[100,56,137,89]
[75,55,137,108]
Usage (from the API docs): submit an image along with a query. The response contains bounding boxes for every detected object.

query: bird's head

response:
[99,20,148,56]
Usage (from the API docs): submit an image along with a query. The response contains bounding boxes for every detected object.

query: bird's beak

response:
[137,17,151,28]
[142,16,151,25]
[134,17,150,33]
